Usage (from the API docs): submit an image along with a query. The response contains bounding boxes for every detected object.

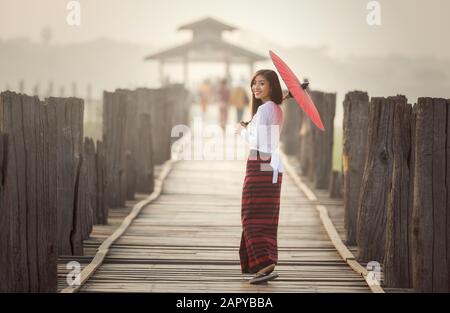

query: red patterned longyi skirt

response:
[239,150,282,274]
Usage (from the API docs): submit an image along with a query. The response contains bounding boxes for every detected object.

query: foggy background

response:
[1,0,449,127]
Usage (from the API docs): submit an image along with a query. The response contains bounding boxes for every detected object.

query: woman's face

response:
[252,75,271,102]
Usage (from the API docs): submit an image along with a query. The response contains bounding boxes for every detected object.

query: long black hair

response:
[249,69,283,118]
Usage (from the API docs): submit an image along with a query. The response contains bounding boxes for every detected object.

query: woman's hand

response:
[235,122,246,135]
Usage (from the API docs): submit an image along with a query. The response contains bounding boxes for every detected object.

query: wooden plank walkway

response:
[75,156,371,292]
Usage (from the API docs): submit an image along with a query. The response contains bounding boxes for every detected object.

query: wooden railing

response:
[281,90,450,292]
[0,84,190,292]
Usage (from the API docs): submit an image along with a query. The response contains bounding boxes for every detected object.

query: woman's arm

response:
[239,111,262,147]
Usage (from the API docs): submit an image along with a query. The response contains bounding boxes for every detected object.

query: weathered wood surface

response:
[408,104,417,289]
[95,140,107,225]
[136,113,154,193]
[295,91,335,189]
[135,88,157,192]
[286,157,351,246]
[56,166,164,291]
[329,170,343,199]
[164,83,190,127]
[342,91,369,245]
[309,91,336,190]
[384,98,412,288]
[103,91,128,208]
[46,96,85,256]
[0,133,8,289]
[147,88,170,165]
[70,151,370,292]
[286,155,409,291]
[79,137,95,241]
[298,115,313,177]
[0,92,57,292]
[117,89,138,201]
[0,92,108,292]
[411,97,450,292]
[357,96,405,264]
[57,199,139,290]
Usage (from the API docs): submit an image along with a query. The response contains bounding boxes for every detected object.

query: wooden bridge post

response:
[161,86,175,162]
[0,92,58,292]
[167,83,189,128]
[116,89,138,201]
[46,96,85,256]
[298,116,313,176]
[281,97,302,155]
[329,170,343,198]
[167,84,190,155]
[342,91,369,245]
[384,97,412,288]
[181,86,191,126]
[407,103,417,288]
[95,140,107,224]
[309,91,336,189]
[150,89,167,165]
[0,132,9,291]
[411,97,450,292]
[135,88,155,193]
[356,96,409,266]
[136,113,154,193]
[102,91,128,208]
[77,137,96,239]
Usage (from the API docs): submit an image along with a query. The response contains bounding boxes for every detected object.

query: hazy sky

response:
[1,0,449,59]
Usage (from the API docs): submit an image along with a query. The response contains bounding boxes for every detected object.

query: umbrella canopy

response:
[269,50,325,131]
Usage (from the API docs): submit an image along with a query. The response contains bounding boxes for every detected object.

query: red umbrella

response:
[269,50,325,131]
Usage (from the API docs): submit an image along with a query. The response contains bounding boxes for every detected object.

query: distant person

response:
[217,78,230,129]
[198,79,211,117]
[229,80,249,123]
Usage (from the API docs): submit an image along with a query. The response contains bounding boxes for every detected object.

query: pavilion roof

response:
[144,17,267,63]
[177,17,237,32]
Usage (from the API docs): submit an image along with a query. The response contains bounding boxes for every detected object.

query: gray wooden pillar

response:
[342,91,369,245]
[411,97,450,292]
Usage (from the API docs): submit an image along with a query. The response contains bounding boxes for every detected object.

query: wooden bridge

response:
[1,87,449,294]
[58,151,372,293]
[54,105,376,293]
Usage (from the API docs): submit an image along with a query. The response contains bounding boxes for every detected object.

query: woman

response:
[234,69,284,284]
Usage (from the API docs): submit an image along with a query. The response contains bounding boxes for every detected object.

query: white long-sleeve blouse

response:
[239,100,284,183]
